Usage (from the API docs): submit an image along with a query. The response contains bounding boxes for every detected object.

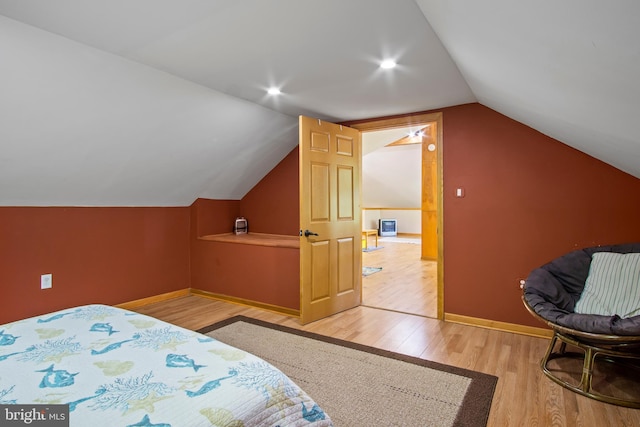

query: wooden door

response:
[299,116,362,324]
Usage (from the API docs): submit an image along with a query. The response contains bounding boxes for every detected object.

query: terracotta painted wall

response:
[440,103,640,327]
[191,198,241,237]
[0,207,190,324]
[8,105,637,328]
[240,147,300,236]
[190,240,300,309]
[190,149,300,310]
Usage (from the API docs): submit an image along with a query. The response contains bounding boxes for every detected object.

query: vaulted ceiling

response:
[1,0,638,206]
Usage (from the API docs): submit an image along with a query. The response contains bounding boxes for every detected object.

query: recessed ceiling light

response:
[267,87,281,95]
[380,60,397,69]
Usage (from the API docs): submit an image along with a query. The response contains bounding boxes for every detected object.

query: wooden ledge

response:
[199,232,299,249]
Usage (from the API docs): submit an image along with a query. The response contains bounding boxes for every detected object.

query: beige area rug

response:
[198,316,497,427]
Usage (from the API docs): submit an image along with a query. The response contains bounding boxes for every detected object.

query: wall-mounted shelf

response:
[199,232,299,249]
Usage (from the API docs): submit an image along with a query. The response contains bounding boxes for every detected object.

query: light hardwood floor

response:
[133,295,640,427]
[362,239,437,317]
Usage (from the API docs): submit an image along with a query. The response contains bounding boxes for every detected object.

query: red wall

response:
[240,147,300,235]
[440,103,640,326]
[5,105,639,328]
[190,147,299,238]
[0,207,190,324]
[191,198,240,236]
[0,150,301,324]
[190,240,300,308]
[189,149,300,310]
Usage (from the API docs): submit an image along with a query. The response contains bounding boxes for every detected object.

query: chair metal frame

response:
[522,295,640,408]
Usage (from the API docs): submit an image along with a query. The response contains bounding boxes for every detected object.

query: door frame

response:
[345,112,444,319]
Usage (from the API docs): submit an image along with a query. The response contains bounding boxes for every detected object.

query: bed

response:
[0,304,333,426]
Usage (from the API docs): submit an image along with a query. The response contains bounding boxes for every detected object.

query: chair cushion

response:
[574,252,640,318]
[523,243,640,335]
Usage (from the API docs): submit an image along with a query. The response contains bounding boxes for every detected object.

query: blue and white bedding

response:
[0,305,333,426]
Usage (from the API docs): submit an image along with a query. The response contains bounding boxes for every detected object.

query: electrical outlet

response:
[41,273,52,289]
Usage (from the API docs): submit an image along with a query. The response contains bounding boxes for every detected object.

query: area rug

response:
[362,266,383,276]
[198,316,497,427]
[362,245,383,252]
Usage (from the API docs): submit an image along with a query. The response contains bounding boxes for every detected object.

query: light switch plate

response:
[41,273,52,289]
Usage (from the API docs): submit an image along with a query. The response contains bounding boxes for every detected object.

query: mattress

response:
[0,305,333,426]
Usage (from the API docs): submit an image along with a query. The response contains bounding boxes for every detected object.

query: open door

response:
[299,116,362,324]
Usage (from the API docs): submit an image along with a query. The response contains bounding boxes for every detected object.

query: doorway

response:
[348,113,443,319]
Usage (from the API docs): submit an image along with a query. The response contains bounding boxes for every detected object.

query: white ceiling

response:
[0,0,638,206]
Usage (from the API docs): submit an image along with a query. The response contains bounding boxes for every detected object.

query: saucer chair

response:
[522,243,640,408]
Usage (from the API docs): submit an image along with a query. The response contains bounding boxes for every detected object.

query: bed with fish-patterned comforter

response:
[0,304,333,427]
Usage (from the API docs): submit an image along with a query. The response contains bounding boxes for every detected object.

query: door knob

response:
[303,230,319,237]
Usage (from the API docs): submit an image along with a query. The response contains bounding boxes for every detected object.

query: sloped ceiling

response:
[0,0,638,206]
[416,0,640,180]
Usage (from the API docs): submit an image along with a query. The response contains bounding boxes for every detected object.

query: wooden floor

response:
[133,295,640,427]
[362,239,437,317]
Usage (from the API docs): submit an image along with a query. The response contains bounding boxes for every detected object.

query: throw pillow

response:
[574,252,640,318]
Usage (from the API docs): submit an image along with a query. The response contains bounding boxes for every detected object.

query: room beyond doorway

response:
[362,235,437,318]
[349,111,443,319]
